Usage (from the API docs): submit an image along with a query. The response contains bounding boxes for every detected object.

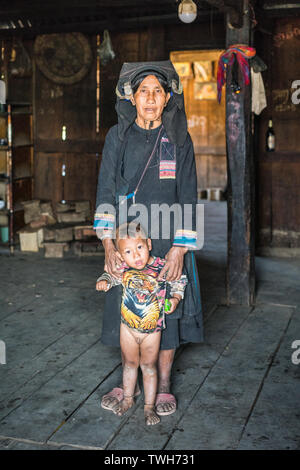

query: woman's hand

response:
[102,239,123,279]
[158,246,188,281]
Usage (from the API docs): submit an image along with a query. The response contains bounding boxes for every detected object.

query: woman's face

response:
[131,75,170,126]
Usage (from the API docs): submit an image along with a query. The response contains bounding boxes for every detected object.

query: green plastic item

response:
[164,299,171,312]
[0,226,8,243]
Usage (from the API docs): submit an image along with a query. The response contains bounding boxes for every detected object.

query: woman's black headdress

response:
[115,60,187,146]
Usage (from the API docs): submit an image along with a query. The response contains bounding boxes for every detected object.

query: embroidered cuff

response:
[169,275,188,299]
[96,272,122,288]
[93,213,115,239]
[173,229,197,250]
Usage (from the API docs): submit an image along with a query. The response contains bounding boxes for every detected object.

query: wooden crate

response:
[74,224,96,240]
[0,211,8,226]
[19,227,43,252]
[73,240,104,256]
[57,211,87,224]
[44,242,69,258]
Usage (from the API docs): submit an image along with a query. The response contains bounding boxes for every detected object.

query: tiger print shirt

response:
[97,256,187,334]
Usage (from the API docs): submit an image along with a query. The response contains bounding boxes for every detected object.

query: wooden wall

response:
[170,49,226,193]
[4,20,226,226]
[255,16,300,252]
[12,20,224,217]
[4,15,300,253]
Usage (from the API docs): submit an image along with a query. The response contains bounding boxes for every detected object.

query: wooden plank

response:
[0,301,102,412]
[271,161,300,242]
[44,242,69,258]
[0,283,109,421]
[18,227,43,252]
[56,212,87,224]
[237,309,300,450]
[34,152,98,215]
[256,17,300,250]
[165,304,294,450]
[0,341,121,442]
[257,161,272,247]
[147,26,165,61]
[48,367,138,450]
[171,50,224,64]
[108,305,254,450]
[50,305,251,449]
[73,225,95,240]
[165,21,225,53]
[73,240,104,256]
[207,155,227,188]
[0,252,103,326]
[225,0,255,305]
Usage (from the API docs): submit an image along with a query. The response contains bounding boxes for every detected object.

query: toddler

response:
[96,222,187,425]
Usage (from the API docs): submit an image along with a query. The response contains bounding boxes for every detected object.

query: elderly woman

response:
[94,61,203,416]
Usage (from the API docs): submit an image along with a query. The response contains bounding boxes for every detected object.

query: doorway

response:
[170,50,226,201]
[170,50,228,304]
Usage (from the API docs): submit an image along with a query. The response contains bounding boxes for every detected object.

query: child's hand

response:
[96,280,110,292]
[166,296,181,314]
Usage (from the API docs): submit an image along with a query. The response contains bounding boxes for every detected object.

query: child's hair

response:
[115,222,147,248]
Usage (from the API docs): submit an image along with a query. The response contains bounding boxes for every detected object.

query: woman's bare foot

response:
[114,396,134,416]
[144,404,160,426]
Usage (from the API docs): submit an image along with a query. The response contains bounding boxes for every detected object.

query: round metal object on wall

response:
[34,33,93,85]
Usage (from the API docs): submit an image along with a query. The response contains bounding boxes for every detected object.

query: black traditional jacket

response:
[94,122,202,323]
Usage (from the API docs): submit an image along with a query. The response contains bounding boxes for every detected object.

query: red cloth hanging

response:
[217,44,256,103]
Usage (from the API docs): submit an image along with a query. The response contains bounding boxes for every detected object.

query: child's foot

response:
[101,385,141,412]
[114,396,134,416]
[144,404,160,426]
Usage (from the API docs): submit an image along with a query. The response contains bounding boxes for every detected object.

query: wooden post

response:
[225,0,255,305]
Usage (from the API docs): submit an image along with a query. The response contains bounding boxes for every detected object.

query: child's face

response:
[117,236,152,270]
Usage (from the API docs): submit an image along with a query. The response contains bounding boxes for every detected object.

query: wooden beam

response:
[205,0,244,28]
[225,0,255,306]
[0,9,221,37]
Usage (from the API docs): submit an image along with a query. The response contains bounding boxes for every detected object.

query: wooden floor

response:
[0,202,299,450]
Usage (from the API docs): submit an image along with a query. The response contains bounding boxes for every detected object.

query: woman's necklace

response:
[146,120,153,143]
[135,118,160,143]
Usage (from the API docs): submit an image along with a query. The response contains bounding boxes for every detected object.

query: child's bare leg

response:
[101,350,140,411]
[140,331,161,425]
[114,323,139,416]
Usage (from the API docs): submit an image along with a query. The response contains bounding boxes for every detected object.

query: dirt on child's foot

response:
[144,405,160,426]
[114,397,134,416]
[101,386,141,412]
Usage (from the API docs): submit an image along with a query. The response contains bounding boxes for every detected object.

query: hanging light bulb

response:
[178,0,197,24]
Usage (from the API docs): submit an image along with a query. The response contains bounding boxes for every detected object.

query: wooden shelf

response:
[0,143,33,149]
[260,151,300,162]
[14,203,25,212]
[13,175,32,181]
[12,143,33,148]
[1,103,34,252]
